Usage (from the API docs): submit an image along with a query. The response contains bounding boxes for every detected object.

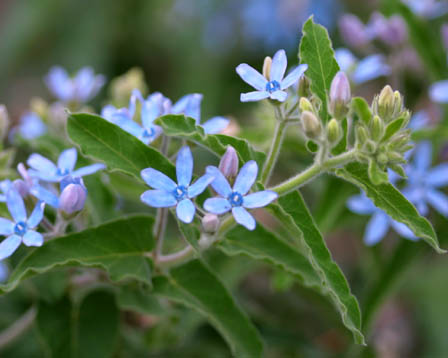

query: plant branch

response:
[154,208,169,259]
[0,306,37,350]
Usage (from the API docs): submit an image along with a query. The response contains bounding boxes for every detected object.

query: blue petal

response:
[101,105,118,122]
[236,64,267,91]
[74,67,105,102]
[347,194,376,215]
[335,48,357,72]
[232,207,256,230]
[115,117,144,139]
[141,168,177,191]
[413,141,432,173]
[19,112,47,140]
[429,80,448,103]
[202,116,229,134]
[188,174,214,198]
[58,148,77,173]
[30,185,60,208]
[426,189,448,217]
[27,153,57,174]
[269,90,288,102]
[364,211,390,245]
[140,190,177,208]
[141,94,162,128]
[243,191,278,209]
[408,111,429,130]
[0,218,14,236]
[0,235,22,261]
[71,163,106,178]
[6,189,26,223]
[183,94,202,121]
[176,199,195,223]
[241,91,270,102]
[270,49,287,82]
[23,230,44,247]
[390,220,418,240]
[27,201,45,229]
[44,66,73,102]
[233,160,258,195]
[206,166,232,197]
[281,64,308,89]
[204,198,231,214]
[171,94,190,114]
[353,55,390,84]
[176,146,193,187]
[427,164,448,187]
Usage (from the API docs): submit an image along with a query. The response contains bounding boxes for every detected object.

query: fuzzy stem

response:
[0,306,36,350]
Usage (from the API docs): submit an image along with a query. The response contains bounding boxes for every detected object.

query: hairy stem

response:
[0,306,37,350]
[154,208,169,259]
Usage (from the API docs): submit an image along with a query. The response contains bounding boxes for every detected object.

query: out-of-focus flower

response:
[368,13,408,47]
[140,146,214,223]
[408,111,431,130]
[0,261,8,283]
[16,112,47,140]
[402,0,448,18]
[27,148,105,183]
[0,180,12,202]
[236,49,308,102]
[45,66,105,103]
[0,189,45,260]
[429,80,448,103]
[13,163,37,198]
[204,161,278,230]
[338,14,371,48]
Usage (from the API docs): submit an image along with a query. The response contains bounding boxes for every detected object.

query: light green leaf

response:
[332,117,348,155]
[153,259,263,358]
[299,16,339,122]
[0,215,155,294]
[336,162,445,253]
[275,191,365,344]
[67,113,175,181]
[351,97,372,125]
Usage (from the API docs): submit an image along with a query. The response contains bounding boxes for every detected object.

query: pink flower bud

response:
[13,179,29,197]
[329,72,351,118]
[219,146,239,179]
[202,214,219,233]
[59,184,87,215]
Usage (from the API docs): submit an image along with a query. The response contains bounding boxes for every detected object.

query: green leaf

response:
[156,114,265,167]
[67,113,175,181]
[336,162,445,253]
[178,219,201,254]
[153,259,263,357]
[351,97,372,125]
[219,224,321,290]
[332,117,348,155]
[0,215,155,294]
[117,285,164,315]
[299,16,339,122]
[382,115,407,142]
[275,191,365,344]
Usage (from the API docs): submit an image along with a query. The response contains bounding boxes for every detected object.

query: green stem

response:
[154,208,169,259]
[0,306,36,349]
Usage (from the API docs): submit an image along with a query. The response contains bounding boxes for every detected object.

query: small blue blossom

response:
[0,180,12,202]
[27,148,105,183]
[429,80,448,104]
[16,112,47,140]
[204,161,278,230]
[45,66,105,103]
[402,0,448,18]
[0,189,45,260]
[140,146,214,223]
[408,110,431,131]
[236,49,308,102]
[347,192,416,245]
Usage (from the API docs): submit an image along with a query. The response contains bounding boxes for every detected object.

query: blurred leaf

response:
[153,259,263,358]
[299,16,339,122]
[351,97,371,125]
[336,162,445,253]
[117,285,164,315]
[0,215,155,294]
[177,219,201,254]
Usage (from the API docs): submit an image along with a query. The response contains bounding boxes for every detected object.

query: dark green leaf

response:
[178,220,201,254]
[117,285,164,315]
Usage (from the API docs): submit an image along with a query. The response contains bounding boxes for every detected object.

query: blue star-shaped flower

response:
[16,112,47,140]
[140,146,214,223]
[0,189,45,260]
[236,49,308,102]
[204,161,278,230]
[27,148,105,183]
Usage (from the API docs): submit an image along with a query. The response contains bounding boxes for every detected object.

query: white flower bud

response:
[329,71,351,119]
[59,184,87,215]
[301,111,322,139]
[202,214,220,233]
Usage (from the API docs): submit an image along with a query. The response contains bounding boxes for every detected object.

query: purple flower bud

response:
[202,213,220,233]
[378,15,407,46]
[219,146,239,179]
[329,71,351,118]
[59,183,87,215]
[442,23,448,51]
[13,179,29,197]
[339,14,369,48]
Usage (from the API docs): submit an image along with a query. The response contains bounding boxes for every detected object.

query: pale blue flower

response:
[140,146,214,223]
[236,49,308,102]
[45,66,105,103]
[429,80,448,103]
[0,180,12,202]
[27,148,105,183]
[347,192,416,245]
[17,112,47,140]
[0,189,45,260]
[204,161,278,230]
[402,0,448,18]
[408,110,430,130]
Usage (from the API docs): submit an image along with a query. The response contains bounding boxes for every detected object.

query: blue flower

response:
[236,49,308,102]
[27,148,105,183]
[0,189,45,260]
[347,192,416,245]
[0,180,12,202]
[140,146,214,223]
[45,66,105,103]
[403,0,448,18]
[402,141,448,217]
[204,161,278,230]
[16,112,47,140]
[429,80,448,104]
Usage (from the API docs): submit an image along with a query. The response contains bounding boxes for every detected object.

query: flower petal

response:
[233,160,258,195]
[27,201,45,229]
[232,206,256,230]
[27,153,57,174]
[176,199,195,223]
[115,116,144,139]
[427,163,448,187]
[71,163,106,178]
[202,116,229,134]
[176,146,193,187]
[426,189,448,217]
[429,80,448,103]
[30,185,60,208]
[269,90,288,102]
[390,220,418,240]
[0,218,14,236]
[204,198,231,214]
[236,64,267,91]
[243,191,278,209]
[413,141,432,173]
[281,64,308,89]
[240,91,270,102]
[270,49,287,82]
[335,48,357,72]
[6,189,27,223]
[353,55,390,84]
[206,166,232,197]
[188,174,214,198]
[23,230,44,247]
[0,235,22,261]
[44,66,72,102]
[58,148,77,173]
[140,190,176,208]
[364,211,390,245]
[141,168,177,191]
[347,194,376,215]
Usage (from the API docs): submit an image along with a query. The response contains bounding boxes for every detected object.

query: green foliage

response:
[351,97,372,125]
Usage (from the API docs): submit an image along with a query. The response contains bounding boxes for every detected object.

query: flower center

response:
[142,127,155,138]
[265,80,281,93]
[228,192,243,207]
[173,185,187,201]
[56,168,69,176]
[14,221,27,236]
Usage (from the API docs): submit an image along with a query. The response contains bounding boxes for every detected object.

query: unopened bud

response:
[364,140,377,154]
[377,85,395,120]
[377,152,389,165]
[376,15,407,47]
[371,115,384,141]
[202,214,220,233]
[393,91,402,114]
[263,56,272,80]
[298,75,311,98]
[59,183,87,216]
[339,14,369,48]
[219,146,239,179]
[30,97,49,119]
[327,118,342,144]
[329,71,351,118]
[299,97,314,113]
[356,126,369,148]
[0,105,9,141]
[301,111,321,139]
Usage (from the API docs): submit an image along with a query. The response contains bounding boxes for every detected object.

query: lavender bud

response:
[329,71,351,119]
[219,146,239,179]
[13,179,29,197]
[374,14,407,46]
[202,214,220,233]
[59,183,87,215]
[339,14,369,48]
